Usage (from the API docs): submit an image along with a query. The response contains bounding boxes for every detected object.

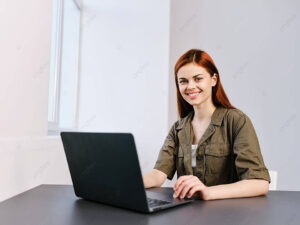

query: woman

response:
[142,49,270,201]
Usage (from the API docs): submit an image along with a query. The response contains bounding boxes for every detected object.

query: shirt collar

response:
[175,106,228,130]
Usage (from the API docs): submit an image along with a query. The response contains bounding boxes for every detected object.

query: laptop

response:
[60,132,193,213]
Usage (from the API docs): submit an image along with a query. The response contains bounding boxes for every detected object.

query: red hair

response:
[174,49,235,118]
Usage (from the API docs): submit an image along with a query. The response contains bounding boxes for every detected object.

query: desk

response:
[1,185,300,225]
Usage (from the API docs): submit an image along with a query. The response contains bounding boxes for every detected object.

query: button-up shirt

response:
[154,106,271,186]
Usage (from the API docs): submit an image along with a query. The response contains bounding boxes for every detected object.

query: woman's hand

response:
[173,175,210,200]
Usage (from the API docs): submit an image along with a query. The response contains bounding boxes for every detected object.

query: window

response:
[48,0,81,135]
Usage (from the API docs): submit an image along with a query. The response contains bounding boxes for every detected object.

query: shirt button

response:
[197,155,203,160]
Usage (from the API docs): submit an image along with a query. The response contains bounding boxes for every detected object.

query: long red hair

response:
[174,49,235,118]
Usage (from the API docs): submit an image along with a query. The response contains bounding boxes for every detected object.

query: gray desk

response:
[1,185,300,225]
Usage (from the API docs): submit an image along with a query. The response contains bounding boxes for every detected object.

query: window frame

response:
[48,0,81,135]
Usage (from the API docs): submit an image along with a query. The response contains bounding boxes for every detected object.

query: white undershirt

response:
[191,144,198,168]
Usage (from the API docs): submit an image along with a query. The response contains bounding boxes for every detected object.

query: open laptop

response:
[60,132,193,213]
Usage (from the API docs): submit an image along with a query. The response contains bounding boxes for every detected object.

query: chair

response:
[268,170,278,191]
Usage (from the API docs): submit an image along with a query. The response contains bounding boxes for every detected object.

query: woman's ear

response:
[212,73,218,87]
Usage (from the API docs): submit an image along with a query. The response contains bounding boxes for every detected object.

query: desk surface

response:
[1,185,300,225]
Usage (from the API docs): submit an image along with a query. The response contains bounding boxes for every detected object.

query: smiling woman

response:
[142,49,271,201]
[174,49,234,118]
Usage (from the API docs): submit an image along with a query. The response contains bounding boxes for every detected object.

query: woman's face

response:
[177,63,217,106]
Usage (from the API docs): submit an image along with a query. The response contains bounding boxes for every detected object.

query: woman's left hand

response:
[173,175,210,200]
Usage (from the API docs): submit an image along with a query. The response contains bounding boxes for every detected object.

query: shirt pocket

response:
[175,145,185,177]
[205,143,232,175]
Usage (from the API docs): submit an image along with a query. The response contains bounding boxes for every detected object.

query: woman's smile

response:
[186,91,202,99]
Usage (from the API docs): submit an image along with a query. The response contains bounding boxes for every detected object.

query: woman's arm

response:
[142,169,167,188]
[173,175,269,200]
[205,179,269,200]
[146,122,178,188]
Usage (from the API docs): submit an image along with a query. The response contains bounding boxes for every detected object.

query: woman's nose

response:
[187,80,196,89]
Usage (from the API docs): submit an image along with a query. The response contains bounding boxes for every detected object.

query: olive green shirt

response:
[154,107,271,186]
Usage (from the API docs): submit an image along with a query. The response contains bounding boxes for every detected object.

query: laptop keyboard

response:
[147,197,171,208]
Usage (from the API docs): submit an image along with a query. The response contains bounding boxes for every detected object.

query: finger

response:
[187,184,204,198]
[174,179,194,198]
[174,175,193,190]
[179,181,200,199]
[174,177,193,197]
[175,177,203,198]
[175,176,199,192]
[174,177,196,198]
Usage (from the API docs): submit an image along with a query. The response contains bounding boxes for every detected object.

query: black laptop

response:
[60,132,193,213]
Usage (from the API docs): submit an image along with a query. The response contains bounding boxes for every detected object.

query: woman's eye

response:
[179,80,187,84]
[196,78,202,81]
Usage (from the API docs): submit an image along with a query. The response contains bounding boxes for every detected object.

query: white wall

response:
[77,0,172,184]
[169,0,300,190]
[0,137,71,201]
[0,0,50,137]
[0,0,71,201]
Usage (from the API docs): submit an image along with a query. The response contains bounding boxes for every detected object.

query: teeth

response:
[187,92,200,96]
